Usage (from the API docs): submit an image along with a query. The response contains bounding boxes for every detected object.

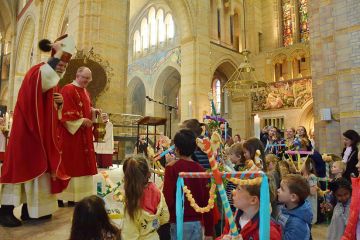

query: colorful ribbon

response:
[176,177,185,240]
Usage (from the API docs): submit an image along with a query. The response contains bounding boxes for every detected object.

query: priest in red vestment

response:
[58,66,99,205]
[0,35,75,227]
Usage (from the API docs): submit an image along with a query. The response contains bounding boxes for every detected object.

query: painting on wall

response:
[251,78,312,111]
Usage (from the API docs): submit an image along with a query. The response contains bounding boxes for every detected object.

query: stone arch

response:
[272,53,288,65]
[289,48,308,60]
[42,0,69,40]
[153,65,181,136]
[272,53,289,81]
[211,60,237,117]
[12,15,35,105]
[127,76,146,116]
[211,58,238,80]
[289,48,311,78]
[299,100,314,134]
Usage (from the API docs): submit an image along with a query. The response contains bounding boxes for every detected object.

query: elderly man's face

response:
[55,61,68,77]
[76,68,92,88]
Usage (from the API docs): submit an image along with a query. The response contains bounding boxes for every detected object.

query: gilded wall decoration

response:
[60,49,114,104]
[251,78,312,111]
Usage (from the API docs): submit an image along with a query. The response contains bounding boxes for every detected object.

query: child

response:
[225,143,245,212]
[243,138,266,171]
[163,128,214,239]
[327,177,352,240]
[331,161,346,179]
[265,154,281,189]
[277,174,313,240]
[122,156,169,239]
[69,195,121,240]
[218,181,282,239]
[301,157,318,224]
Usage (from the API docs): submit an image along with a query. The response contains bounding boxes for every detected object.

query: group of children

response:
[66,120,360,240]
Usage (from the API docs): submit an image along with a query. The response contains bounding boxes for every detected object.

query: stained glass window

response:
[299,0,309,42]
[282,0,293,47]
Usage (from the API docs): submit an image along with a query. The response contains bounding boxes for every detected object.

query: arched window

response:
[282,0,293,47]
[281,0,309,46]
[149,7,157,46]
[165,14,174,39]
[212,79,221,114]
[299,0,309,42]
[141,18,149,50]
[132,8,175,55]
[157,9,165,43]
[133,30,141,53]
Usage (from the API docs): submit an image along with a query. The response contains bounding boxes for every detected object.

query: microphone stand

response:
[146,96,177,138]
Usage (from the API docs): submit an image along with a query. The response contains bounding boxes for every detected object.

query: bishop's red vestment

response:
[0,63,69,194]
[60,83,97,177]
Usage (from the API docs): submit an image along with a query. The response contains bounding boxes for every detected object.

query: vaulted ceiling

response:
[0,0,17,36]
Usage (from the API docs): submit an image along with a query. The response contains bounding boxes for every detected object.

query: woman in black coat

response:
[342,129,360,180]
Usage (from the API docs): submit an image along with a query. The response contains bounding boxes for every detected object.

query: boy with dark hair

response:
[180,119,210,169]
[163,129,213,239]
[277,174,313,240]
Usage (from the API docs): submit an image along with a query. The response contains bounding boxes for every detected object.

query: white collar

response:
[71,80,82,88]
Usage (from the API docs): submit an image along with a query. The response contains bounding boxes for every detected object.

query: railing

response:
[109,113,143,139]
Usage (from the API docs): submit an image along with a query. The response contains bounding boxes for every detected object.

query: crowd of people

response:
[0,34,360,240]
[96,118,360,240]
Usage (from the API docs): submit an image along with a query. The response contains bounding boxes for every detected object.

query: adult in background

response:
[260,125,270,147]
[296,126,313,151]
[0,35,75,227]
[342,129,359,181]
[58,66,100,206]
[94,113,114,168]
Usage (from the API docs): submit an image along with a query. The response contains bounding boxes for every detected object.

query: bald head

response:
[75,66,92,88]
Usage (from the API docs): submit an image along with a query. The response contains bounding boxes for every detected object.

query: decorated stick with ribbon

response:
[285,150,313,155]
[196,132,239,237]
[153,145,175,161]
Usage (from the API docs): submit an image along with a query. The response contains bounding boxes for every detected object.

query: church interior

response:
[0,0,360,239]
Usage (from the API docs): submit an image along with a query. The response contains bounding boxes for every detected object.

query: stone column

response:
[68,0,129,113]
[7,31,16,110]
[180,1,211,122]
[309,0,360,153]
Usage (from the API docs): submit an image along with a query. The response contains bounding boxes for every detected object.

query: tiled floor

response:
[0,205,329,240]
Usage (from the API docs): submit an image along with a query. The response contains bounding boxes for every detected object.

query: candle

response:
[5,112,9,130]
[188,101,192,118]
[254,114,260,138]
